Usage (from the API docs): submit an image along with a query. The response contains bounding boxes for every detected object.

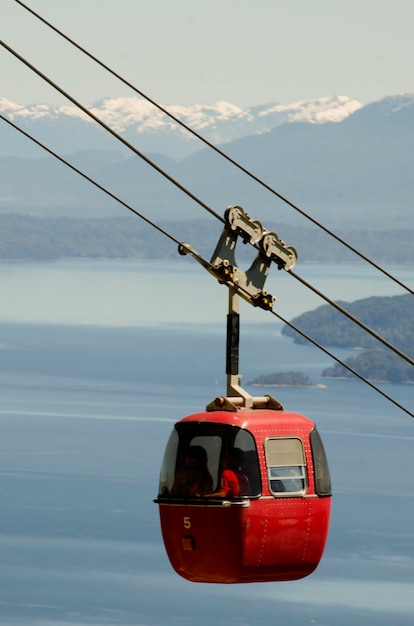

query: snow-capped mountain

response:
[1,93,413,230]
[0,94,362,158]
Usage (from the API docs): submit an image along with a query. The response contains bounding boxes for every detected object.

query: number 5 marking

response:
[183,516,191,529]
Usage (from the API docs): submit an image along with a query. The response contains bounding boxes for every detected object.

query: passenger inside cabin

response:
[170,445,213,497]
[206,448,250,498]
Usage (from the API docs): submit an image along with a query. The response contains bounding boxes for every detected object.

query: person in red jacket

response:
[207,448,250,498]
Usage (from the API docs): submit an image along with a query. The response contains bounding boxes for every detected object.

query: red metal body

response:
[157,409,331,584]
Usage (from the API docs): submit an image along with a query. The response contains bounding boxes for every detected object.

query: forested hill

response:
[282,294,414,383]
[1,214,414,264]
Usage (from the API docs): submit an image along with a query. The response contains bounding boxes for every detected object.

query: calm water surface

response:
[0,261,413,625]
[1,258,412,324]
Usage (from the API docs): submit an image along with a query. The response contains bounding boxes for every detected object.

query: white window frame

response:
[264,437,307,496]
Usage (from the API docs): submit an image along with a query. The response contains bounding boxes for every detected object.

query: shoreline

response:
[248,383,327,389]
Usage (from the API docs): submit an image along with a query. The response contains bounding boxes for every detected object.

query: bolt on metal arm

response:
[178,205,297,410]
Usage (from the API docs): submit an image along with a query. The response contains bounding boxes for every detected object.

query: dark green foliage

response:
[247,371,314,387]
[283,294,414,383]
[282,294,413,350]
[0,214,174,260]
[322,348,414,383]
[1,213,414,263]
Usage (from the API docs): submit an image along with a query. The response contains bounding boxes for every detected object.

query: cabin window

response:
[158,424,260,499]
[310,428,332,496]
[188,434,222,492]
[234,429,261,496]
[158,429,179,497]
[265,437,306,496]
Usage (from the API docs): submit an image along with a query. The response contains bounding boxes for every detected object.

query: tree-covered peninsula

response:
[247,371,318,388]
[282,294,414,384]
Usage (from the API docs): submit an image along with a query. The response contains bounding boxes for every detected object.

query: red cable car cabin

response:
[156,407,331,584]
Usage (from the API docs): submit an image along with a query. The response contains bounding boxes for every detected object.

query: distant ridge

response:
[0,94,362,159]
[1,93,413,230]
[0,214,413,263]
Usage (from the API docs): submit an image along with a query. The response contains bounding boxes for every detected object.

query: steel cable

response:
[12,0,414,297]
[1,112,413,419]
[0,39,225,226]
[269,309,414,419]
[0,114,181,246]
[1,37,413,368]
[288,269,414,367]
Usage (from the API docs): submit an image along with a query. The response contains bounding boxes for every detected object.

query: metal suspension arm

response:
[178,205,296,411]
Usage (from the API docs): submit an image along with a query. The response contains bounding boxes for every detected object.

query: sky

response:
[2,0,414,110]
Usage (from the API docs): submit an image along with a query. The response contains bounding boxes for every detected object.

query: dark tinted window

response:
[310,428,332,496]
[158,424,260,498]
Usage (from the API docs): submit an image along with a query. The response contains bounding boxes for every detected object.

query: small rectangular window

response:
[265,438,306,495]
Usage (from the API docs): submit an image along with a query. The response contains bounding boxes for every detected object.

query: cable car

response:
[156,399,331,583]
[155,207,331,583]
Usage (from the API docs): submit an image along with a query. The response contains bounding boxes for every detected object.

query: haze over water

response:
[0,259,412,325]
[0,260,413,625]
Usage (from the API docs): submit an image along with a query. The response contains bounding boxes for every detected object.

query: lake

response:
[1,258,413,325]
[0,260,413,625]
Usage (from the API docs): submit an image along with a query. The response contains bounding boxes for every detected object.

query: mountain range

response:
[0,94,362,159]
[1,93,413,231]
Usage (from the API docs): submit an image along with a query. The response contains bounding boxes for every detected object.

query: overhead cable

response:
[289,269,414,368]
[0,39,225,226]
[13,0,414,298]
[2,113,413,419]
[270,309,414,420]
[0,114,181,246]
[1,37,413,369]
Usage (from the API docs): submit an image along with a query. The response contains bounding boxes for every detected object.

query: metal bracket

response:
[260,231,297,271]
[178,205,296,410]
[179,206,297,311]
[206,394,284,412]
[209,205,296,309]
